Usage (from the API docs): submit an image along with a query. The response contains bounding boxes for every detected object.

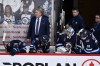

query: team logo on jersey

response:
[22,17,30,25]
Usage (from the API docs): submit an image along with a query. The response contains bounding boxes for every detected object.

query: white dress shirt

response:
[35,16,42,35]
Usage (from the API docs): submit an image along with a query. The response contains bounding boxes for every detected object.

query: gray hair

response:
[34,7,44,15]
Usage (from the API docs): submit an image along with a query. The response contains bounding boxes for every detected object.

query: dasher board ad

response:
[0,54,100,66]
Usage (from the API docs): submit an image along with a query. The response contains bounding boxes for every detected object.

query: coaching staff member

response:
[26,7,50,49]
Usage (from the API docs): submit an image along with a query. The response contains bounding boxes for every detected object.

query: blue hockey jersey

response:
[77,32,100,54]
[56,33,77,51]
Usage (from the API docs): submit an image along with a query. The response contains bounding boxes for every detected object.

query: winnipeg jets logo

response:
[82,59,100,66]
[22,17,30,24]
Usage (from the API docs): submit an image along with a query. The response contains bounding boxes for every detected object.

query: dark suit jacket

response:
[93,22,100,42]
[27,15,50,41]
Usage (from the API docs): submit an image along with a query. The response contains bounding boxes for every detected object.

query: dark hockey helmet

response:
[80,29,88,39]
[41,35,49,45]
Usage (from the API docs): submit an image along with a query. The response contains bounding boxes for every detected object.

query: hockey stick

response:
[2,32,7,51]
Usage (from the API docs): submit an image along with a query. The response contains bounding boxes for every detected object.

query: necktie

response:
[35,18,39,35]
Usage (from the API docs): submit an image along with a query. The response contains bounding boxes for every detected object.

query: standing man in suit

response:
[26,7,50,52]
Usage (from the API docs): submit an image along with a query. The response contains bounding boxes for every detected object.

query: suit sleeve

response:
[45,17,50,37]
[27,17,33,39]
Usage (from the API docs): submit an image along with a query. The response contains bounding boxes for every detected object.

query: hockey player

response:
[56,27,76,53]
[76,29,100,54]
[37,35,50,53]
[29,35,50,53]
[29,36,39,53]
[6,40,26,55]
